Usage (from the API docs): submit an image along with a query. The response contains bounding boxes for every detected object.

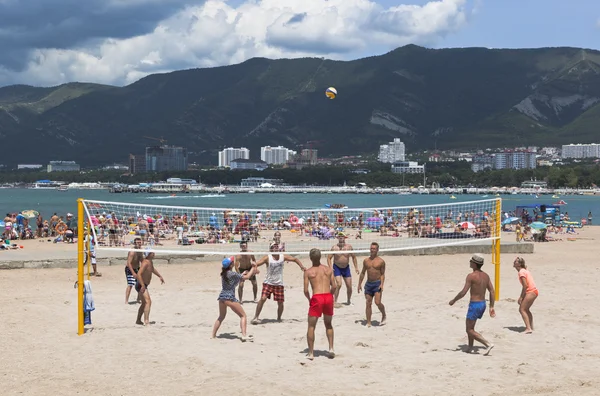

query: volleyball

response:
[325,87,337,99]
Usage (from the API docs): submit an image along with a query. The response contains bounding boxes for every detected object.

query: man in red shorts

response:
[304,248,336,360]
[251,242,306,324]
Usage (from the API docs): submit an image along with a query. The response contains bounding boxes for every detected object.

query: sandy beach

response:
[1,229,599,395]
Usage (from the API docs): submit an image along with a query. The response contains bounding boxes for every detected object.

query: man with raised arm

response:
[449,254,496,355]
[135,249,165,326]
[251,241,306,324]
[125,237,143,304]
[235,241,258,303]
[304,248,336,360]
[327,232,359,306]
[357,242,387,327]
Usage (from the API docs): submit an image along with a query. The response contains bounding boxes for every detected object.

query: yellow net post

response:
[77,198,85,335]
[492,198,502,301]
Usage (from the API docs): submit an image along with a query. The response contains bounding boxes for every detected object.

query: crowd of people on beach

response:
[77,207,502,249]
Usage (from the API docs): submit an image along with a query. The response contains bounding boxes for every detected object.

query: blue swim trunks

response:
[364,280,381,296]
[466,301,486,320]
[333,264,352,278]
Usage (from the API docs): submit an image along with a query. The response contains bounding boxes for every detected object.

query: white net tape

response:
[82,198,501,256]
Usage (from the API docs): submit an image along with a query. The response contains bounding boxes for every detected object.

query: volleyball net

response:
[75,197,502,334]
[79,198,502,256]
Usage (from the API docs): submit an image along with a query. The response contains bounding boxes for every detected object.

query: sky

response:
[0,0,598,87]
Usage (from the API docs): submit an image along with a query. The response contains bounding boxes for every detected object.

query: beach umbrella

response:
[21,210,39,218]
[460,221,476,229]
[530,222,547,230]
[502,217,520,225]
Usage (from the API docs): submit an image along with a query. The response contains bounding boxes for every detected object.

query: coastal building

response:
[493,151,536,170]
[229,159,268,171]
[218,147,250,167]
[240,177,284,187]
[391,161,424,174]
[260,146,296,165]
[17,164,43,170]
[145,145,188,172]
[47,161,80,172]
[129,154,147,174]
[562,143,600,159]
[378,138,406,163]
[471,155,494,172]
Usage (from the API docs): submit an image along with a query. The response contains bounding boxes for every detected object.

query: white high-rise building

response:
[562,143,600,159]
[378,138,406,163]
[260,146,296,165]
[218,147,250,167]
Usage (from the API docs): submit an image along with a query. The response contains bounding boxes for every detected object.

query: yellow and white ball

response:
[325,87,337,99]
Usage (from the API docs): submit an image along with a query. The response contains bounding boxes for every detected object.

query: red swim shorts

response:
[308,293,334,317]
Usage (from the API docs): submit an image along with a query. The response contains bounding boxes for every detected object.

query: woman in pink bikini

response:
[513,257,538,334]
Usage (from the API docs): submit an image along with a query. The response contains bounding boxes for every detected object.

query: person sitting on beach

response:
[212,256,258,342]
[449,254,495,355]
[357,242,387,327]
[304,248,336,360]
[513,257,538,334]
[135,249,165,326]
[251,242,306,324]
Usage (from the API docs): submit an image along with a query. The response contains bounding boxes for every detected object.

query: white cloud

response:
[0,0,472,87]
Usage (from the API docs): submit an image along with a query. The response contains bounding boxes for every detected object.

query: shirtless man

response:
[136,250,165,326]
[304,248,336,360]
[449,254,495,355]
[251,242,305,324]
[327,232,359,305]
[235,241,258,303]
[357,242,387,327]
[125,237,143,304]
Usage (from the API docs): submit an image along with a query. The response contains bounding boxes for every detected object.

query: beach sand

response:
[1,229,599,395]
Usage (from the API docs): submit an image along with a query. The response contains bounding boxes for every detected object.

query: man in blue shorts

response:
[327,232,359,306]
[449,254,496,355]
[357,242,386,327]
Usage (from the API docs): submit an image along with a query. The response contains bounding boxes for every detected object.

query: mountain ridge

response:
[0,45,599,165]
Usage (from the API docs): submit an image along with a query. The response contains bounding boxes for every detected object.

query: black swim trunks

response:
[135,280,148,293]
[238,268,256,281]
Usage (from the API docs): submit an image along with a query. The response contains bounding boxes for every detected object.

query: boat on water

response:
[325,203,348,209]
[30,180,63,189]
[450,195,457,199]
[58,185,68,191]
[552,195,560,199]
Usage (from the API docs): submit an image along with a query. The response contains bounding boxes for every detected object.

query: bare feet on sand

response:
[380,316,387,326]
[328,350,336,359]
[307,353,314,361]
[484,344,495,356]
[251,318,260,325]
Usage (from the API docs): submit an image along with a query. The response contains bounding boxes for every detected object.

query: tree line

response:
[1,162,599,188]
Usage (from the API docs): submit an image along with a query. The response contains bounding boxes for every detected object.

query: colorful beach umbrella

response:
[530,222,547,230]
[460,221,476,229]
[21,210,39,218]
[502,217,520,225]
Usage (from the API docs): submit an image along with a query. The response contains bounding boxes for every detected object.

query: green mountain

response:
[1,45,600,166]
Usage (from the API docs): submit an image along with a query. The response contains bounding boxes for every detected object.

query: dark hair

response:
[221,264,232,284]
[371,242,379,248]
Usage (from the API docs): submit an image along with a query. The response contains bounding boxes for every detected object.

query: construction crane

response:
[144,136,168,145]
[298,140,324,150]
